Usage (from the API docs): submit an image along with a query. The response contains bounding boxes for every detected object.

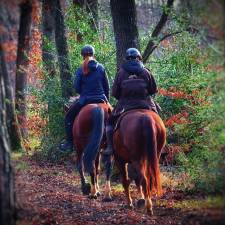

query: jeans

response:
[64,99,105,143]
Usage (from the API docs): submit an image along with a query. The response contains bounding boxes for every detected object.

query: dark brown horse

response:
[73,103,112,199]
[113,109,166,215]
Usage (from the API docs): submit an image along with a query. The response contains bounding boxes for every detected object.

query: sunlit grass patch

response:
[51,171,64,176]
[28,136,41,151]
[161,172,179,188]
[12,151,26,161]
[156,196,225,210]
[15,161,30,171]
[112,183,124,193]
[175,196,225,210]
[160,166,193,190]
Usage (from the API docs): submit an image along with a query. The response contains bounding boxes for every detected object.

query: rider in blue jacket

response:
[60,45,109,151]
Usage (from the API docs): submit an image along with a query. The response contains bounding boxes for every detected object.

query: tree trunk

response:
[42,0,56,77]
[142,0,174,63]
[110,0,139,69]
[0,1,24,151]
[223,0,225,67]
[42,0,58,135]
[0,43,16,225]
[54,0,72,99]
[15,1,32,139]
[86,0,98,31]
[73,0,98,31]
[1,44,24,151]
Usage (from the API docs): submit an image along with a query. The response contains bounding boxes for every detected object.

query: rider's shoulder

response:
[97,63,105,72]
[143,67,151,73]
[118,67,126,74]
[142,67,153,76]
[76,67,83,75]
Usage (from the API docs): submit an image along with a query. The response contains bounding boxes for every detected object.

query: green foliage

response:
[177,147,225,193]
[30,69,65,157]
[65,5,116,98]
[31,4,117,159]
[15,161,30,171]
[142,30,225,193]
[29,2,225,193]
[145,32,209,144]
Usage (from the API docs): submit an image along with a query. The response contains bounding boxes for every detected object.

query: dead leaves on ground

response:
[15,157,225,225]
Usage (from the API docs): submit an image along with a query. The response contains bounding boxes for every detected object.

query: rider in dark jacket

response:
[104,48,158,155]
[60,45,109,151]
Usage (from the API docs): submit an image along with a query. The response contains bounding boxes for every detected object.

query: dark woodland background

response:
[0,0,225,224]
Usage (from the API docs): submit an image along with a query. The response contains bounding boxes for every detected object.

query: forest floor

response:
[14,153,225,225]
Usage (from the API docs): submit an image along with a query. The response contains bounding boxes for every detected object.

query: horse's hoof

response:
[136,199,145,209]
[89,195,97,200]
[129,205,134,210]
[147,209,154,216]
[102,197,113,202]
[81,183,91,195]
[125,204,134,210]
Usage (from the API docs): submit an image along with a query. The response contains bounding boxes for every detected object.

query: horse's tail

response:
[83,106,104,173]
[141,115,162,197]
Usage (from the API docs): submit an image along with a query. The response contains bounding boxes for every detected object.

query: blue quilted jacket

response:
[74,59,109,105]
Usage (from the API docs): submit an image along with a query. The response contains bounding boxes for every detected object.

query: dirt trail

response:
[15,156,224,225]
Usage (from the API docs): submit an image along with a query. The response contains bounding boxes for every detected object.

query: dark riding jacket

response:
[112,60,158,114]
[74,59,109,105]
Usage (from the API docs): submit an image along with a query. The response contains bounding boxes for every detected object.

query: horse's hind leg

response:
[95,154,101,196]
[130,163,145,208]
[102,154,113,201]
[141,169,153,215]
[89,154,101,199]
[77,158,91,195]
[89,170,98,199]
[116,158,133,208]
[135,179,145,209]
[96,174,100,196]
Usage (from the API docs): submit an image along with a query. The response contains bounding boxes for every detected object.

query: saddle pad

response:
[113,108,151,132]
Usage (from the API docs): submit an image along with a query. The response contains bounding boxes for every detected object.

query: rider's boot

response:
[60,121,73,151]
[60,140,73,151]
[60,100,83,152]
[149,97,159,114]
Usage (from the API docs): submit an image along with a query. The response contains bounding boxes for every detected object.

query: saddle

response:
[64,96,79,112]
[113,108,151,132]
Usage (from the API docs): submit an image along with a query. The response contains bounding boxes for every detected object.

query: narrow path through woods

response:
[15,155,224,225]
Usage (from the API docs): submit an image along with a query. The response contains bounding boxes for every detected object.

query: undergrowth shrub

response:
[30,4,116,160]
[142,31,225,193]
[176,70,225,194]
[29,2,225,193]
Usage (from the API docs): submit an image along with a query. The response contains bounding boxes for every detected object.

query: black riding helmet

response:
[81,45,95,57]
[126,48,142,60]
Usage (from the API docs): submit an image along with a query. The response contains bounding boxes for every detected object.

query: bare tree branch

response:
[147,30,183,56]
[144,26,220,59]
[142,0,174,63]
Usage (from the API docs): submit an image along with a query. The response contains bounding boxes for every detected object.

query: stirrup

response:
[102,146,113,155]
[60,140,73,152]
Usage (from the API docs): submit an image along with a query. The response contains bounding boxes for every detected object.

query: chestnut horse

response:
[73,103,112,199]
[113,109,166,215]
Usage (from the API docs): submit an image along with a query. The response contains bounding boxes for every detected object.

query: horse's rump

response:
[113,111,146,161]
[114,109,166,195]
[115,110,165,154]
[73,103,111,149]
